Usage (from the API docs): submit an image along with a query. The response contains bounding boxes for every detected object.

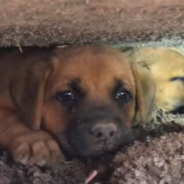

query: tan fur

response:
[131,63,155,124]
[130,47,184,112]
[0,46,155,165]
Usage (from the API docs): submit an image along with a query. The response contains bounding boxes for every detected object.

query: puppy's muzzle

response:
[89,123,118,143]
[64,107,134,158]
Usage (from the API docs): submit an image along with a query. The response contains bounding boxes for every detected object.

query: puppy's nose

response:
[90,123,118,142]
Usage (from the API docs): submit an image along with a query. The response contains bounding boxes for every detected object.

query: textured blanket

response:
[1,0,184,47]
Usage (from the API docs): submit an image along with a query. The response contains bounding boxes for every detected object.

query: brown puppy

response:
[0,46,155,166]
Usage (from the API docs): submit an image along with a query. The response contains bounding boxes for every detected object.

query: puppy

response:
[0,46,155,166]
[126,47,184,113]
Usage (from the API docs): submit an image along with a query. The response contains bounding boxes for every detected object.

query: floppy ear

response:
[131,63,156,124]
[10,58,54,131]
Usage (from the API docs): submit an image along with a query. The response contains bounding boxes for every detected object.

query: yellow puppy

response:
[126,47,184,113]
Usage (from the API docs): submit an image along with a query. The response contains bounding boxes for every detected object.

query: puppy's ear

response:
[131,63,155,124]
[10,57,54,131]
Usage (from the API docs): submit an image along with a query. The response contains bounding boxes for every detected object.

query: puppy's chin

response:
[57,127,135,159]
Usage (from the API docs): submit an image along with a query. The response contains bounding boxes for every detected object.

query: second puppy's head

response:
[11,46,155,158]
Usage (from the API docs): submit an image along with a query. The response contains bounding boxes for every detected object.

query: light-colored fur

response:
[124,47,184,112]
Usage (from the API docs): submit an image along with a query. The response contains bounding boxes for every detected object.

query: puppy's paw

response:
[10,131,62,166]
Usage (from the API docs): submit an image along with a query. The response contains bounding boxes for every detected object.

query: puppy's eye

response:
[56,91,76,104]
[115,90,131,104]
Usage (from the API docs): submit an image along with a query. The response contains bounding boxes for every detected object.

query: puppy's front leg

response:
[0,109,61,166]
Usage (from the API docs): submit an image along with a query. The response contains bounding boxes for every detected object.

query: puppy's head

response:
[11,46,155,158]
[131,47,184,112]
